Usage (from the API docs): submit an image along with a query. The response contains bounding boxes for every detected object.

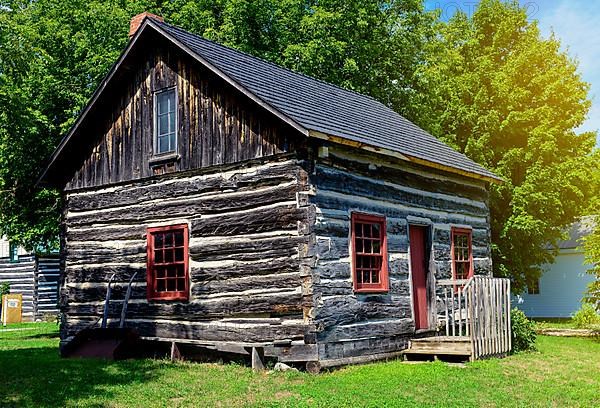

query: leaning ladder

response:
[100,272,138,329]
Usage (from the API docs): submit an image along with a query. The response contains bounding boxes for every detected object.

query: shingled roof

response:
[41,17,501,184]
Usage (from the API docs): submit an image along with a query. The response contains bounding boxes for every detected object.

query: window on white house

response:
[154,88,177,155]
[9,242,18,263]
[527,279,540,295]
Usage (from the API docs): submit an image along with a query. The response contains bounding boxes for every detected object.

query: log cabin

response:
[39,13,512,369]
[0,238,60,321]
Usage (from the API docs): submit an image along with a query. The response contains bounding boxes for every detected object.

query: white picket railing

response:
[438,276,511,359]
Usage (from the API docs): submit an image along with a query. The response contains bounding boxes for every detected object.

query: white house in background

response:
[515,217,596,318]
[0,237,60,321]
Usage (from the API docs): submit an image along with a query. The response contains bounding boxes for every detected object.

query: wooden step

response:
[405,336,472,356]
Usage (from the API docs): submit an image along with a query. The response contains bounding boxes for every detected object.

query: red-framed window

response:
[351,213,389,293]
[451,227,473,281]
[147,224,189,300]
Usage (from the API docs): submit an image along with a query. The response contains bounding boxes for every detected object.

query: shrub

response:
[0,282,9,297]
[572,303,600,329]
[511,308,537,352]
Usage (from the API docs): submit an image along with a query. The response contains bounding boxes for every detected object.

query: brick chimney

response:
[129,12,164,38]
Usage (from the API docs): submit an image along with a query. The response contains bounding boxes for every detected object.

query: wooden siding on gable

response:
[67,44,300,191]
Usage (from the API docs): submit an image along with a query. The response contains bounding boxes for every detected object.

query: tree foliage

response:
[0,0,597,295]
[414,0,598,292]
[0,0,435,250]
[582,151,599,309]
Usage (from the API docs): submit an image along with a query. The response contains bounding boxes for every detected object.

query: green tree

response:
[582,151,599,309]
[415,0,598,292]
[0,0,436,250]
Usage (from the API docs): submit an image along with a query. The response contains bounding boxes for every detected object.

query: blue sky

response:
[425,0,600,145]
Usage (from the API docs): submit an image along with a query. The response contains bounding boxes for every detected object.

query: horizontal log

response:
[319,334,410,360]
[189,235,306,262]
[313,191,489,230]
[67,225,148,242]
[64,291,309,320]
[319,148,488,201]
[66,250,147,265]
[64,318,315,343]
[264,344,318,362]
[318,318,414,342]
[66,265,146,283]
[191,257,301,281]
[65,284,147,303]
[67,183,299,227]
[315,295,412,328]
[192,273,302,297]
[67,159,304,211]
[191,205,305,237]
[314,165,488,217]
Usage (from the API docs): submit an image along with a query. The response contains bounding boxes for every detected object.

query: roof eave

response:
[308,130,503,184]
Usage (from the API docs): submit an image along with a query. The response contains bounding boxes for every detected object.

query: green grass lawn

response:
[1,323,599,407]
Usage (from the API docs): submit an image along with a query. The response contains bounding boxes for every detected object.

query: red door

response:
[410,225,429,330]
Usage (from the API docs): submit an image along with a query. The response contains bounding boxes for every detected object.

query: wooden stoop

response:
[403,336,472,361]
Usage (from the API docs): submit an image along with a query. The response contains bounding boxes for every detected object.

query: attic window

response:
[154,88,177,155]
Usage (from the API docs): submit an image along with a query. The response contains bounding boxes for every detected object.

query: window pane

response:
[154,234,163,248]
[363,239,372,254]
[362,270,370,284]
[164,249,174,263]
[157,279,166,292]
[372,223,380,238]
[169,132,176,151]
[176,264,185,277]
[169,112,176,133]
[164,233,173,247]
[174,231,184,247]
[372,240,380,254]
[371,270,379,284]
[155,250,164,263]
[158,136,169,153]
[157,93,168,114]
[175,247,184,261]
[356,239,363,253]
[158,114,168,135]
[167,279,176,292]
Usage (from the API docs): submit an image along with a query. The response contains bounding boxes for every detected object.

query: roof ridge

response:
[154,20,383,104]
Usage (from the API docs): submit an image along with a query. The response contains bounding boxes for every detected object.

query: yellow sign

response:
[1,294,22,325]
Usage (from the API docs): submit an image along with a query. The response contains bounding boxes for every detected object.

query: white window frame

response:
[153,86,178,156]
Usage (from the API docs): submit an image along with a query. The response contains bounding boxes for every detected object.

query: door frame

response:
[408,221,433,332]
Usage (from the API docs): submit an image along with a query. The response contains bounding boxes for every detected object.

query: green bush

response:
[0,282,9,297]
[511,308,537,352]
[572,303,600,329]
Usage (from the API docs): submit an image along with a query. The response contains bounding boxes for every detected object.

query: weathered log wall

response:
[66,38,301,191]
[0,255,59,321]
[35,256,60,318]
[61,156,317,345]
[0,255,36,321]
[310,145,492,361]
